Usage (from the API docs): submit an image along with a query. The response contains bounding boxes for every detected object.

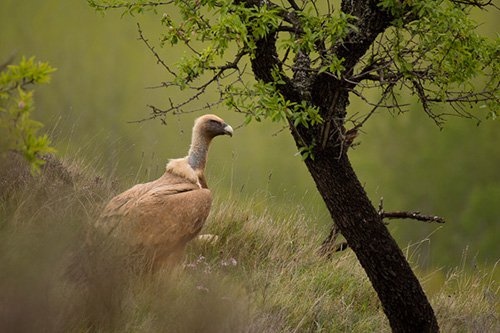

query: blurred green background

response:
[1,0,498,268]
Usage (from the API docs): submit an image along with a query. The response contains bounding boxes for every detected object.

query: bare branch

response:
[137,23,176,77]
[426,87,500,104]
[351,83,396,131]
[450,0,499,9]
[412,79,445,127]
[133,21,251,123]
[381,211,446,224]
[318,224,350,258]
[377,198,446,224]
[209,50,247,72]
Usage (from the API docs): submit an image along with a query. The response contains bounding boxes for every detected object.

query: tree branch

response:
[381,211,446,224]
[209,50,247,71]
[334,0,393,72]
[378,197,446,224]
[318,224,350,258]
[137,23,176,77]
[286,0,300,11]
[88,0,173,10]
[450,0,498,9]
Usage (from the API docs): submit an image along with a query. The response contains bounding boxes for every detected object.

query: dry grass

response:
[0,153,498,332]
[433,261,499,332]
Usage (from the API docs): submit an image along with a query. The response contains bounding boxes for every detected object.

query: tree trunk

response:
[303,147,439,332]
[247,5,439,327]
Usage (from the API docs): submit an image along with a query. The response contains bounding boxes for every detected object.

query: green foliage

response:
[0,56,56,173]
[90,0,498,132]
[88,0,169,16]
[159,0,284,89]
[281,9,357,53]
[93,0,331,135]
[160,0,282,53]
[224,67,322,157]
[225,77,322,128]
[379,0,499,118]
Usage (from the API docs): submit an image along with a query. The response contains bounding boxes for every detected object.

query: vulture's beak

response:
[223,124,233,137]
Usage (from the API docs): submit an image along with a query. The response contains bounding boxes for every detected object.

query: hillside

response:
[0,153,497,332]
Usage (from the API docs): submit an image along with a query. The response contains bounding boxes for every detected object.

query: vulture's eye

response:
[209,119,220,125]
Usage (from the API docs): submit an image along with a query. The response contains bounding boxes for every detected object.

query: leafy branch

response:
[88,0,173,15]
[0,56,56,173]
[90,0,499,142]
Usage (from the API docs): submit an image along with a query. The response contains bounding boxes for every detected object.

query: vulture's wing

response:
[98,172,212,251]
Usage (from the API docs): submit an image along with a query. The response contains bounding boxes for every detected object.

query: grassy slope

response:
[0,154,497,332]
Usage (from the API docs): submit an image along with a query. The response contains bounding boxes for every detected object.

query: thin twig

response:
[318,224,349,258]
[137,23,176,76]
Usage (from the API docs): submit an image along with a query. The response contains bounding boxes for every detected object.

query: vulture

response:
[97,114,233,269]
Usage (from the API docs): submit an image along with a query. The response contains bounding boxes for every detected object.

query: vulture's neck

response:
[187,131,211,172]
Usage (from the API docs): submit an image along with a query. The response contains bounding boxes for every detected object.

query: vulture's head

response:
[193,114,233,139]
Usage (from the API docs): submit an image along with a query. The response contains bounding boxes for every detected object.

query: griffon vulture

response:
[97,114,233,269]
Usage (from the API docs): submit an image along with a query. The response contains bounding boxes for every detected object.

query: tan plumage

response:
[97,114,233,269]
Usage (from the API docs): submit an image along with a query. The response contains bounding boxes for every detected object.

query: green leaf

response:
[0,56,56,173]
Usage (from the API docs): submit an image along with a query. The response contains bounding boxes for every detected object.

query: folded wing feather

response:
[97,165,212,266]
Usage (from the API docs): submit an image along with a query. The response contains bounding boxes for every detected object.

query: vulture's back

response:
[97,168,212,262]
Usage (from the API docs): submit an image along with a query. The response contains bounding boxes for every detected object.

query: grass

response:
[0,153,498,332]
